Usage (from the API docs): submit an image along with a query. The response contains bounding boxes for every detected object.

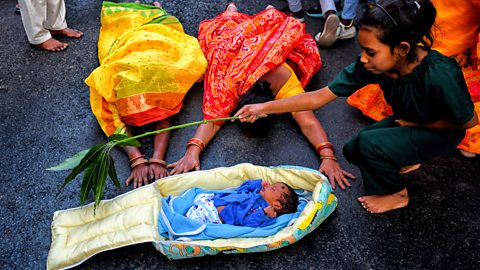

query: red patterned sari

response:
[346,0,480,154]
[198,9,322,121]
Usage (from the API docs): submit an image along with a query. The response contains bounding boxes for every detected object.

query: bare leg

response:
[49,28,83,38]
[226,2,237,12]
[33,38,68,52]
[358,188,409,214]
[399,164,421,174]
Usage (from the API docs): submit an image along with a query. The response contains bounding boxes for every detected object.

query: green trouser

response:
[343,116,466,195]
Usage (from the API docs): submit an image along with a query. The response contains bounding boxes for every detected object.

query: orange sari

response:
[346,0,480,153]
[198,9,322,121]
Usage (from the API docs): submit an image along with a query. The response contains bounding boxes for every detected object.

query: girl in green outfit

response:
[235,0,478,214]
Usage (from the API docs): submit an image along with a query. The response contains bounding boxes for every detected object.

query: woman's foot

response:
[32,38,68,52]
[265,5,275,10]
[50,28,84,38]
[399,163,421,174]
[226,2,237,12]
[460,149,477,158]
[358,188,409,214]
[152,1,161,7]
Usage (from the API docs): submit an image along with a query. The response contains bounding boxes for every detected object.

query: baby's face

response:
[260,182,289,211]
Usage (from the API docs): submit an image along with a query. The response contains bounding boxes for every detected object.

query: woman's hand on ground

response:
[234,104,267,123]
[125,163,150,189]
[319,159,355,190]
[148,163,169,181]
[167,153,201,175]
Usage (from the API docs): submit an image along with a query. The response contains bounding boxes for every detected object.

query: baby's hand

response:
[264,206,277,218]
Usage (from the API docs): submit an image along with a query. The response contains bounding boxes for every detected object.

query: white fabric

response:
[18,0,67,44]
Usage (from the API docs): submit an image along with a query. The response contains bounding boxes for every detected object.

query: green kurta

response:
[328,50,474,194]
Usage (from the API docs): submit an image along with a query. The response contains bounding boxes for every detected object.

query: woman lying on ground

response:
[168,4,354,188]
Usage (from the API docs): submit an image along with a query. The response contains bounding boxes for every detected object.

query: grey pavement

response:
[1,0,479,269]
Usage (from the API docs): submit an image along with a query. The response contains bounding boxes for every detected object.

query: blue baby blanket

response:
[158,185,308,241]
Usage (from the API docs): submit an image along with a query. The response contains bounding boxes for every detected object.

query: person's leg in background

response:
[337,0,358,41]
[314,0,339,47]
[285,0,305,22]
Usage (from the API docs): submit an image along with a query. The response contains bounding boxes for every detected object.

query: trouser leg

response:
[319,0,337,14]
[343,116,465,195]
[18,0,52,44]
[287,0,303,13]
[44,0,67,30]
[341,0,359,20]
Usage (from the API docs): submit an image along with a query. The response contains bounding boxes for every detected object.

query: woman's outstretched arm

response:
[168,122,222,174]
[293,111,355,189]
[234,86,338,122]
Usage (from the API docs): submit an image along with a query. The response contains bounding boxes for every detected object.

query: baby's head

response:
[260,181,299,215]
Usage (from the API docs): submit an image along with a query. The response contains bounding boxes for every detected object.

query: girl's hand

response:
[167,152,201,175]
[125,163,150,189]
[319,159,355,190]
[395,119,418,127]
[148,163,169,181]
[234,104,268,123]
[264,206,277,218]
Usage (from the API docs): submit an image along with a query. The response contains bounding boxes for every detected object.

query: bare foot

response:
[399,163,421,174]
[357,188,409,214]
[225,2,237,12]
[50,28,83,38]
[153,1,161,7]
[265,5,275,10]
[33,38,68,52]
[460,149,477,158]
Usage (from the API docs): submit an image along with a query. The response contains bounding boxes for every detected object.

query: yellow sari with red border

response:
[85,2,207,136]
[198,9,322,122]
[346,0,480,153]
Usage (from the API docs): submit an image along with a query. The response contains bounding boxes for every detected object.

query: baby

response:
[186,179,299,227]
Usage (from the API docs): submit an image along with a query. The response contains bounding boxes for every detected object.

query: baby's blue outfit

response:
[214,179,274,227]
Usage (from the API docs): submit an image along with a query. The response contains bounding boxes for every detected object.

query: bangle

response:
[130,157,148,168]
[129,154,145,163]
[320,156,338,161]
[316,142,335,154]
[149,158,167,166]
[186,137,205,152]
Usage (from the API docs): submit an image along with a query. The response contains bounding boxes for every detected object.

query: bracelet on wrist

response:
[186,137,205,152]
[130,157,148,169]
[316,142,335,155]
[149,158,167,166]
[319,155,338,161]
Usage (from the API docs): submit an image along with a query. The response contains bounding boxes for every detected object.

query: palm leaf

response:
[80,163,96,205]
[46,149,89,171]
[108,157,120,188]
[58,144,106,193]
[93,149,111,211]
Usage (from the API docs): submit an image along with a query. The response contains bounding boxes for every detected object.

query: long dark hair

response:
[234,80,274,136]
[361,0,436,61]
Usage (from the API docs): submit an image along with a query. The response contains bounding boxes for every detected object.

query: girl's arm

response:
[234,86,338,122]
[168,122,222,174]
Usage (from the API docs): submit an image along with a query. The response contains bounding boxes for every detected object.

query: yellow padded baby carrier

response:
[47,163,337,269]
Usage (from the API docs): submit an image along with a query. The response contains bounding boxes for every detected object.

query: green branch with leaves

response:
[48,117,239,211]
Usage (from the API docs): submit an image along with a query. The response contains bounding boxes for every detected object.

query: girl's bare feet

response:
[225,2,237,12]
[153,1,161,8]
[358,188,409,214]
[399,163,421,174]
[265,5,275,10]
[50,28,84,38]
[33,38,68,52]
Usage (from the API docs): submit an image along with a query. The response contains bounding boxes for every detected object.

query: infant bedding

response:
[47,163,337,269]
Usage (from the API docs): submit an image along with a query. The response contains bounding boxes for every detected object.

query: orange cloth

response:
[198,9,322,122]
[346,0,480,153]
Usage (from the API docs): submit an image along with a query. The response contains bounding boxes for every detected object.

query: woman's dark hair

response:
[234,80,274,136]
[360,0,436,61]
[278,185,299,215]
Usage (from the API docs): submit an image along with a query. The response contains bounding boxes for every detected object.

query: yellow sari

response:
[85,2,207,136]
